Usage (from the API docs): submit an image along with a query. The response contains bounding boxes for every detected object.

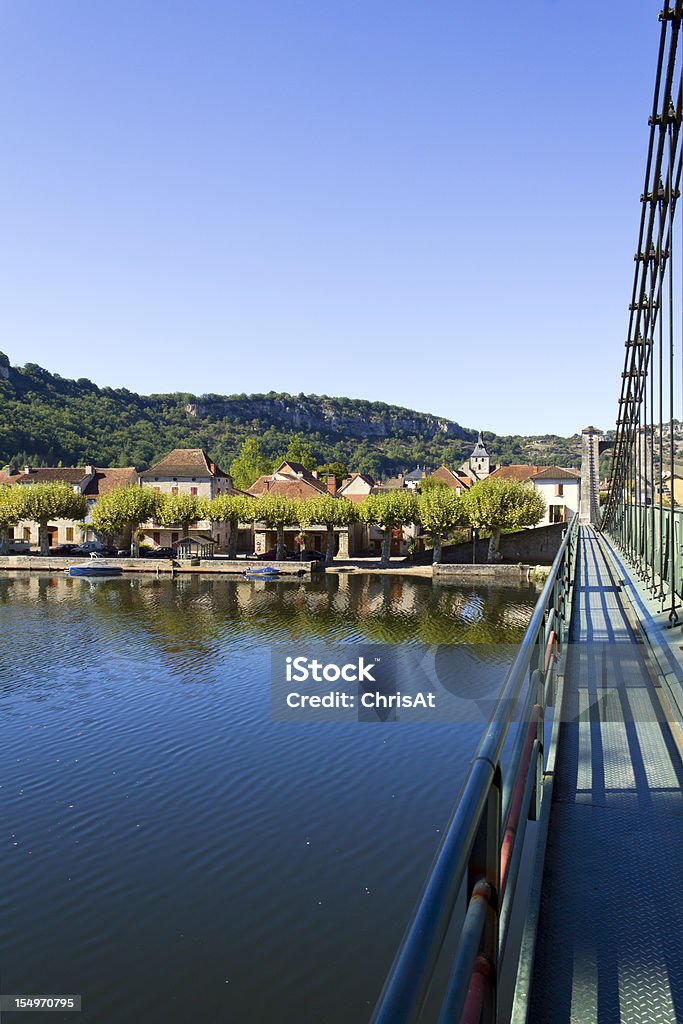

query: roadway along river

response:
[0,571,539,1023]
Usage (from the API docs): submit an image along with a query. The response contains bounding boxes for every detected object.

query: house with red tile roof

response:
[139,448,248,552]
[248,462,363,557]
[248,461,329,500]
[488,465,581,526]
[5,464,99,548]
[430,466,473,494]
[337,473,377,503]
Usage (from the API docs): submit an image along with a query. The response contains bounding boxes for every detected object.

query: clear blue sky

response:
[0,1,660,436]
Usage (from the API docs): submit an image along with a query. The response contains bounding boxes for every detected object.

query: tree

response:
[463,477,546,562]
[253,494,301,560]
[207,493,256,558]
[281,434,316,471]
[359,490,420,568]
[0,485,24,554]
[20,482,88,555]
[298,494,358,566]
[156,493,209,541]
[419,476,451,494]
[230,439,273,491]
[89,485,159,557]
[418,488,469,564]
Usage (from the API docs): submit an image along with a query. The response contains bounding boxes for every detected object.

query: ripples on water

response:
[0,573,538,1023]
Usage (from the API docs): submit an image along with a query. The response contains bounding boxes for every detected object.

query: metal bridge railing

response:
[369,516,579,1024]
[609,501,683,617]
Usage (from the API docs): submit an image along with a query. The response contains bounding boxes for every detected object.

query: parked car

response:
[258,547,297,560]
[143,547,177,559]
[71,542,117,557]
[50,543,78,556]
[298,549,325,562]
[7,540,30,554]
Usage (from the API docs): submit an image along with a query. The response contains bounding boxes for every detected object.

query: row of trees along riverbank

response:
[0,478,546,566]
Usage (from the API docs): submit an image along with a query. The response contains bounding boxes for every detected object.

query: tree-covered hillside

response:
[0,354,586,476]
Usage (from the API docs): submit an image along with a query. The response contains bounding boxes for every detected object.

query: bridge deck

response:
[528,526,683,1023]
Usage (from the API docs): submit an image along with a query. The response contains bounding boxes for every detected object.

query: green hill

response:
[0,353,585,477]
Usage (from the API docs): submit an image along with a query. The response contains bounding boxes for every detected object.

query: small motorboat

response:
[243,566,281,580]
[66,564,123,578]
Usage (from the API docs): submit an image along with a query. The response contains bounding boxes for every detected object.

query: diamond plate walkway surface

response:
[528,526,683,1023]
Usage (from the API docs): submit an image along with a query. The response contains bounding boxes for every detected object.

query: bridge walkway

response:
[527,526,683,1023]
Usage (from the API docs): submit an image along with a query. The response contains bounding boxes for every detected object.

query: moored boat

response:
[66,565,123,578]
[243,566,281,580]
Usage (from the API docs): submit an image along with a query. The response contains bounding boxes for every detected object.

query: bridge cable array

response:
[603,1,683,625]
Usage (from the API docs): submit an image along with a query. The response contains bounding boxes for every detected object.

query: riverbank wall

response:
[0,556,312,576]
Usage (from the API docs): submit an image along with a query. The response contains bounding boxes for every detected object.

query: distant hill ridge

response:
[0,353,585,477]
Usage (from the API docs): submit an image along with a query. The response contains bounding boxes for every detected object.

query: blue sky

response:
[0,1,660,436]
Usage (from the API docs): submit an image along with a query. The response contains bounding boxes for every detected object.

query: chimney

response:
[2,465,10,476]
[210,462,216,474]
[311,470,318,479]
[327,476,337,495]
[23,465,31,475]
[84,465,94,476]
[397,473,403,481]
[341,478,351,488]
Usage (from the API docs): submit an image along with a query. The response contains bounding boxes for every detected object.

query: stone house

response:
[488,465,581,526]
[248,461,360,556]
[138,448,247,552]
[5,464,98,548]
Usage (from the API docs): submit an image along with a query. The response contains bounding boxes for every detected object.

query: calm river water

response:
[0,572,539,1023]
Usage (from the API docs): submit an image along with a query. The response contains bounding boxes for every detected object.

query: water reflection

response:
[0,571,539,656]
[0,571,539,1024]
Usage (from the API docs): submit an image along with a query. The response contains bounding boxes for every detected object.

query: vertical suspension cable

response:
[668,121,679,622]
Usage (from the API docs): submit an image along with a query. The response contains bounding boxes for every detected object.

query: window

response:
[153,531,160,545]
[154,487,160,494]
[171,487,178,497]
[66,527,74,542]
[549,505,564,524]
[23,528,31,541]
[190,487,198,496]
[554,483,564,497]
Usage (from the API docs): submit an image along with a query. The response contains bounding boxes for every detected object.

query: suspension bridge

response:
[370,4,683,1022]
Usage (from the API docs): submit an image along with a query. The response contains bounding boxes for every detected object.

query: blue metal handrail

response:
[369,516,579,1024]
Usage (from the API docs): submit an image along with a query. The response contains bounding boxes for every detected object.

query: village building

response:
[81,467,139,545]
[4,464,98,548]
[139,448,246,553]
[488,465,581,525]
[653,468,683,507]
[430,465,473,495]
[247,461,360,556]
[337,473,376,503]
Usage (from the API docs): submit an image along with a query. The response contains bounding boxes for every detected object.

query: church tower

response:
[468,431,491,480]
